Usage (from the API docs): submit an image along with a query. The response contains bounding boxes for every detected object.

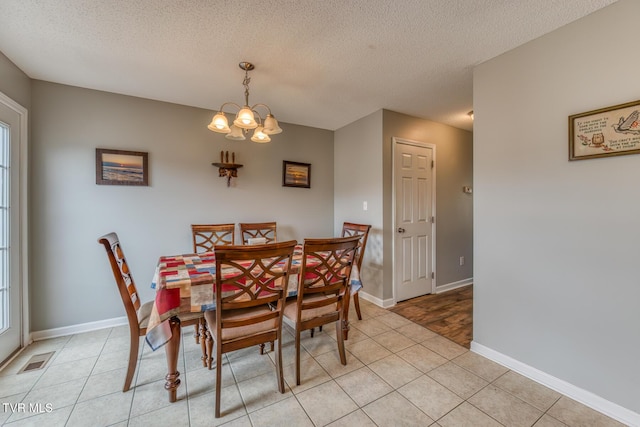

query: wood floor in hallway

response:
[389,284,473,348]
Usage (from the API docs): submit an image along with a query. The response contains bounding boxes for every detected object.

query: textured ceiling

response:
[0,0,617,131]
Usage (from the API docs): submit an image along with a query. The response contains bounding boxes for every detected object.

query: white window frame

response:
[0,91,29,348]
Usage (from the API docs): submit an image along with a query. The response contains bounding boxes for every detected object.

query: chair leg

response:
[309,325,323,338]
[295,330,301,386]
[123,331,139,392]
[258,341,275,355]
[343,287,351,341]
[335,321,347,365]
[215,342,222,418]
[275,334,285,393]
[353,292,363,321]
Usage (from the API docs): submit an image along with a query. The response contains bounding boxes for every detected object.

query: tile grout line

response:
[2,302,623,427]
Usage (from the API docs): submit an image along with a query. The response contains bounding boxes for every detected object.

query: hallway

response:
[390,285,473,348]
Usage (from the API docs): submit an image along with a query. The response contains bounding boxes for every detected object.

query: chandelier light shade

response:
[250,126,271,143]
[263,114,283,134]
[208,62,282,142]
[234,106,258,129]
[226,125,246,140]
[208,112,231,133]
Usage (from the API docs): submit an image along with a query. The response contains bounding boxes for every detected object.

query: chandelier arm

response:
[250,103,273,116]
[218,102,242,113]
[250,109,264,123]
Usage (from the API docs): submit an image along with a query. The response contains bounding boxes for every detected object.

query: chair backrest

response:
[341,222,371,271]
[239,222,277,245]
[213,240,297,336]
[294,235,360,319]
[191,223,235,252]
[97,232,141,330]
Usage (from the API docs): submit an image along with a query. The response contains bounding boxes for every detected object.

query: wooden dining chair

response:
[283,235,360,385]
[191,223,236,354]
[239,222,277,245]
[205,240,297,418]
[191,223,236,251]
[98,232,207,392]
[341,222,372,320]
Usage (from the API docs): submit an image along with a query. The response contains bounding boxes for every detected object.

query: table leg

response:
[342,286,351,341]
[199,320,208,368]
[164,316,181,402]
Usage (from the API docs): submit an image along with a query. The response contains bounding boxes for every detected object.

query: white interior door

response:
[393,138,435,302]
[0,97,24,364]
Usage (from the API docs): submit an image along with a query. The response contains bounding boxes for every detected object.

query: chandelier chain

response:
[243,70,251,106]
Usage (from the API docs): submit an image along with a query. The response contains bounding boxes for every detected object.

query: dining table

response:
[146,244,361,402]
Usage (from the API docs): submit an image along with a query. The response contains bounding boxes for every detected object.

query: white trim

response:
[435,278,473,293]
[471,341,640,427]
[358,291,395,308]
[0,91,29,353]
[391,137,437,302]
[31,316,127,341]
[0,345,27,372]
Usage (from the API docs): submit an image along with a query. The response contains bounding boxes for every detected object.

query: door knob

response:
[397,227,405,233]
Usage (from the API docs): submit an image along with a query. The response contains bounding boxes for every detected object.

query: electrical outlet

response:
[459,256,465,266]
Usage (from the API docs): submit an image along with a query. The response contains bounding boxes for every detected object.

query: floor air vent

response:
[18,351,55,374]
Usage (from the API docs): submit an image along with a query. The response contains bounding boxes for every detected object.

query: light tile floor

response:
[0,300,626,426]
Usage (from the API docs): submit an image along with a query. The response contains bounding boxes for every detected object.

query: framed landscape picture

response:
[282,160,311,188]
[96,148,149,186]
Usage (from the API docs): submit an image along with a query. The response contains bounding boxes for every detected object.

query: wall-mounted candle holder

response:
[212,151,243,187]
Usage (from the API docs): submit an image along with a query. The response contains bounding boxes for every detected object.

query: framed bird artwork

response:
[569,99,640,160]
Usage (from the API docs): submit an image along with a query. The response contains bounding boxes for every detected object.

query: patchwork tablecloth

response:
[146,245,360,350]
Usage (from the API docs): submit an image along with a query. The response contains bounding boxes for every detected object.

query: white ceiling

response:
[0,0,617,132]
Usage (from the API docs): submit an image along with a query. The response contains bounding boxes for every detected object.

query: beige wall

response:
[383,110,473,299]
[30,81,334,331]
[474,0,639,417]
[334,110,384,299]
[0,51,31,110]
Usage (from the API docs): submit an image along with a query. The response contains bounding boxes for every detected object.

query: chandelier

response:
[207,62,282,143]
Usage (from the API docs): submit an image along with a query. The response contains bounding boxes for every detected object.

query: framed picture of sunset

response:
[282,160,310,188]
[96,148,149,186]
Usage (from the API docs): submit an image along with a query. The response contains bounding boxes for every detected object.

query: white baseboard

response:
[31,316,128,341]
[436,278,473,293]
[360,280,472,308]
[358,291,395,308]
[471,341,640,427]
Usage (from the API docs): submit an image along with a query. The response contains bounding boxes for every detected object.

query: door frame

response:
[0,90,29,357]
[391,137,436,303]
